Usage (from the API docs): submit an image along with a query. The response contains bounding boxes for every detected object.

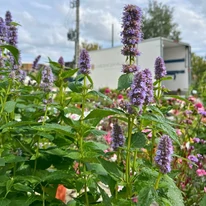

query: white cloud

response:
[30,2,52,10]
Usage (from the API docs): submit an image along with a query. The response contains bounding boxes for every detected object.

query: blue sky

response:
[0,0,205,64]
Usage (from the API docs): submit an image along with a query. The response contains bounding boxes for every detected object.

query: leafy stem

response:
[154,172,162,190]
[126,115,134,199]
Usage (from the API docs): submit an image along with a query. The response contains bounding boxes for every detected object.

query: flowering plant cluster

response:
[0,6,205,206]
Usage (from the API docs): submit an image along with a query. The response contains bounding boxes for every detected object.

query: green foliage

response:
[118,73,134,90]
[142,0,181,41]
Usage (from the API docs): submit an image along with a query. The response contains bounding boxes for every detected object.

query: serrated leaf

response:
[163,175,184,206]
[4,101,16,113]
[86,74,93,88]
[137,187,157,206]
[130,132,146,148]
[118,73,133,90]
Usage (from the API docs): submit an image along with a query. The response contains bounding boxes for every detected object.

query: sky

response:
[0,0,206,64]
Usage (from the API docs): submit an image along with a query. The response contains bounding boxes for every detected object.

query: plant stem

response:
[126,115,134,199]
[80,76,89,205]
[154,173,162,190]
[132,150,137,175]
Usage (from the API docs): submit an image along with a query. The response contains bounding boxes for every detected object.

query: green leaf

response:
[130,132,147,148]
[4,101,16,113]
[61,69,78,79]
[33,123,75,138]
[86,163,108,176]
[13,183,33,192]
[98,158,123,181]
[0,158,5,166]
[10,21,21,26]
[86,75,93,88]
[0,45,19,64]
[64,106,82,115]
[85,108,124,120]
[200,195,206,206]
[37,132,54,141]
[163,175,184,206]
[87,90,113,103]
[89,129,107,137]
[68,82,83,93]
[66,151,81,160]
[4,155,28,163]
[118,73,133,90]
[0,199,11,206]
[137,187,157,206]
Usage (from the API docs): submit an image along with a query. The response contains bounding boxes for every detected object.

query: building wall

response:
[163,46,189,92]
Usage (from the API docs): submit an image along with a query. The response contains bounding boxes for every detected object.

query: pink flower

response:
[204,187,206,193]
[104,131,112,144]
[195,102,204,111]
[104,88,111,94]
[117,94,123,100]
[196,169,206,177]
[132,196,138,203]
[176,129,182,136]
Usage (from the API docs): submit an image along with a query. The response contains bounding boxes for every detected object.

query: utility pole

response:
[67,0,80,68]
[111,24,114,47]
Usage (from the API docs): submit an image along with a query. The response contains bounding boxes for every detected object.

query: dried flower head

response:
[154,135,173,174]
[154,56,167,80]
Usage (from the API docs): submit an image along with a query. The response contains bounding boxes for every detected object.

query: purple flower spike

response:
[122,64,139,73]
[155,57,167,80]
[142,68,154,104]
[0,17,8,43]
[128,70,147,109]
[155,135,173,174]
[41,66,54,91]
[79,49,91,75]
[121,4,143,74]
[5,11,12,26]
[32,55,41,70]
[111,123,125,151]
[58,56,64,68]
[8,25,18,46]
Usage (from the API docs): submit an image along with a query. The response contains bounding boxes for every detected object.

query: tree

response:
[81,41,101,51]
[191,53,206,91]
[142,0,181,41]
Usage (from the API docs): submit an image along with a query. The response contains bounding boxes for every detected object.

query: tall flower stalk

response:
[154,56,167,102]
[121,4,143,198]
[78,49,91,206]
[154,135,173,189]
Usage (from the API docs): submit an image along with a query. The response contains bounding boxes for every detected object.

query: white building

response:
[89,37,191,93]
